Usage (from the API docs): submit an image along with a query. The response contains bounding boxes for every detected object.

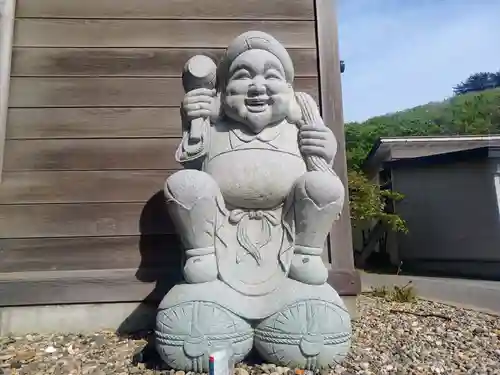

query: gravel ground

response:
[1,295,499,375]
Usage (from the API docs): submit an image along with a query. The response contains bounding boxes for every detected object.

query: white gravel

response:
[337,295,500,375]
[1,295,499,375]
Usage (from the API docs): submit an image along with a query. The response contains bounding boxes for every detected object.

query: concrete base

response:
[361,272,500,316]
[0,302,155,336]
[0,296,359,336]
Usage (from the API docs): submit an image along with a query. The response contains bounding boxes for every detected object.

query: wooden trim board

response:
[0,0,16,183]
[315,0,359,291]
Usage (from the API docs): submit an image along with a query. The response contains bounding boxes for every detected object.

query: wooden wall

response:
[0,0,325,305]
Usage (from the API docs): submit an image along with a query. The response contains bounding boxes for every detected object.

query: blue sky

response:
[338,0,500,123]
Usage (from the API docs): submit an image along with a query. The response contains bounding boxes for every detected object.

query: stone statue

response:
[156,31,351,372]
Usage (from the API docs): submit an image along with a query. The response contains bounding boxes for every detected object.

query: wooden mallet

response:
[182,55,217,143]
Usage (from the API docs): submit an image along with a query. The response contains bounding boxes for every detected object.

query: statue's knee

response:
[164,170,219,207]
[294,171,344,208]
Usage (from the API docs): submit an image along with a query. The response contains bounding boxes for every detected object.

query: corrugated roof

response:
[362,135,500,176]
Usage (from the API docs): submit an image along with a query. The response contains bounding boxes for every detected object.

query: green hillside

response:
[345,87,500,170]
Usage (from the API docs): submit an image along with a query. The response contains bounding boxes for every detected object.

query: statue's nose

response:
[248,77,267,96]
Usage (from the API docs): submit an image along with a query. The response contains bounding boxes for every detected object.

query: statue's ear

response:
[287,92,304,124]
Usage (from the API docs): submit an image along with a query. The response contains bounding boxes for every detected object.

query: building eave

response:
[362,135,500,177]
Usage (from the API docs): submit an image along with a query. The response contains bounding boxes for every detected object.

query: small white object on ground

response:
[44,346,57,354]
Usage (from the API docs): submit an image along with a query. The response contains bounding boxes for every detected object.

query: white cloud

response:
[338,0,500,122]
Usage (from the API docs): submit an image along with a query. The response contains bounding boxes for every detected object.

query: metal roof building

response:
[360,135,500,280]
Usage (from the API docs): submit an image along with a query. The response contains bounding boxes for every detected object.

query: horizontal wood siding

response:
[15,0,315,20]
[0,268,181,306]
[6,108,183,139]
[0,0,322,306]
[0,268,359,306]
[3,139,181,171]
[0,171,171,204]
[9,77,318,107]
[0,236,180,273]
[11,47,317,77]
[14,20,315,48]
[0,203,176,238]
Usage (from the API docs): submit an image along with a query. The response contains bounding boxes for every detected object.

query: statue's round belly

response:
[205,149,307,209]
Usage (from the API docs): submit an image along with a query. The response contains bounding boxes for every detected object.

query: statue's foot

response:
[288,247,328,285]
[254,298,351,370]
[156,300,253,371]
[183,248,218,283]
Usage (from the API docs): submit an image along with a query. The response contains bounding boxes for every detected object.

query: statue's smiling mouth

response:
[245,96,270,112]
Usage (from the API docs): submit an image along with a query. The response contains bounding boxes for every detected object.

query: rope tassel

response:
[229,209,280,265]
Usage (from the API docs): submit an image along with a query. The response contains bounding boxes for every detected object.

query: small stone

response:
[82,365,97,375]
[14,351,35,362]
[360,362,369,370]
[44,346,57,353]
[261,363,276,374]
[473,327,486,336]
[137,363,146,370]
[0,337,15,346]
[131,348,143,365]
[235,369,249,375]
[9,361,21,370]
[92,335,107,347]
[0,354,14,362]
[175,371,186,375]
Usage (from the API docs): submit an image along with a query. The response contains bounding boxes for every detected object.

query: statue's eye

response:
[266,75,281,81]
[265,71,284,81]
[232,70,252,80]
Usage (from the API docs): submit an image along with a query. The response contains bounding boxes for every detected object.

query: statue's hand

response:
[182,88,220,124]
[298,125,336,165]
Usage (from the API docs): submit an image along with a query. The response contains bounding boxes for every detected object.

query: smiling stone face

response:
[222,49,295,134]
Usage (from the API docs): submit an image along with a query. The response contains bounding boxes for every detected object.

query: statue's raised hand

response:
[182,88,220,124]
[298,125,336,165]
